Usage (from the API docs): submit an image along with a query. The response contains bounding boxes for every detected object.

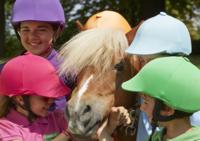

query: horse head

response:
[60,15,143,139]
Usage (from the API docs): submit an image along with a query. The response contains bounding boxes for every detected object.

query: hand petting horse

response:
[59,28,140,141]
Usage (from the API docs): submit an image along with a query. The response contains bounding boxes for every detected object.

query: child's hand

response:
[106,106,131,134]
[97,106,131,141]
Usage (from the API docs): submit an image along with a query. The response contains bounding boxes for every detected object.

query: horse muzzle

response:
[65,104,102,137]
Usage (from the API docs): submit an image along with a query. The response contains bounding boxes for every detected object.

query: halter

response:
[114,59,140,137]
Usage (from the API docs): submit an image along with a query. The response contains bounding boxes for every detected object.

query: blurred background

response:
[0,0,199,66]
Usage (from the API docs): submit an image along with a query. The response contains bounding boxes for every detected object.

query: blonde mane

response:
[59,28,128,77]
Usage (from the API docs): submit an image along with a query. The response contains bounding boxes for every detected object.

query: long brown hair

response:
[0,96,12,118]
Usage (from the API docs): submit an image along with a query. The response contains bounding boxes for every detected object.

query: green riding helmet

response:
[122,56,200,113]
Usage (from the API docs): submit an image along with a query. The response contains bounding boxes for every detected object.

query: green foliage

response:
[57,0,123,46]
[61,0,141,26]
[4,33,23,58]
[57,0,140,46]
[5,0,13,16]
[166,0,200,40]
[62,0,120,23]
[55,21,80,49]
[3,0,200,58]
[1,0,20,59]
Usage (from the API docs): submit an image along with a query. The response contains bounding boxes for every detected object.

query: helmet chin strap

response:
[153,100,192,122]
[153,100,176,122]
[13,96,37,123]
[149,100,168,141]
[22,96,38,122]
[149,100,192,141]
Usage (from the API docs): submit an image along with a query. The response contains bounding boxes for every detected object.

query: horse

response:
[59,28,139,141]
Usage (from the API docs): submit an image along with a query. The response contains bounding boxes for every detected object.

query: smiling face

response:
[14,95,54,118]
[18,21,54,57]
[29,95,54,117]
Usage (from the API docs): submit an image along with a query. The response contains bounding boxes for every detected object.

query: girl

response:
[0,53,130,141]
[0,54,70,141]
[11,0,74,111]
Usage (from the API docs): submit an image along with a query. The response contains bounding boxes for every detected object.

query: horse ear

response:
[76,20,85,31]
[126,21,144,45]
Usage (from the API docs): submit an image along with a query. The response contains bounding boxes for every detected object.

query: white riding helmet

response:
[126,12,191,55]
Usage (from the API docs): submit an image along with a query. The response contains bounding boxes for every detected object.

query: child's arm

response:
[51,107,131,141]
[51,131,72,141]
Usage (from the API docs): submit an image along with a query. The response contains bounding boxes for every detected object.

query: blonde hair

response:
[59,28,128,78]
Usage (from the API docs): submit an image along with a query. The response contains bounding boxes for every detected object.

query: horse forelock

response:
[59,28,129,78]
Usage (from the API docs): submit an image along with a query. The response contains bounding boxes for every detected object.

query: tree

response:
[0,0,5,58]
[140,0,165,20]
[166,0,200,40]
[2,0,200,58]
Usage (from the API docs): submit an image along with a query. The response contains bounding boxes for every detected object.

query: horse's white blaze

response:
[75,75,94,111]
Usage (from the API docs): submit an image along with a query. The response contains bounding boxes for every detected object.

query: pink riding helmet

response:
[0,53,69,98]
[11,0,65,28]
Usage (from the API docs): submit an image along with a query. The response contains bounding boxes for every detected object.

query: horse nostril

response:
[83,105,91,114]
[83,118,90,127]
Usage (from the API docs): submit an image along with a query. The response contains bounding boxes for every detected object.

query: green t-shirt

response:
[151,126,200,141]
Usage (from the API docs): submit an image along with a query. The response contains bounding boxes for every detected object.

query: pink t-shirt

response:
[0,109,67,141]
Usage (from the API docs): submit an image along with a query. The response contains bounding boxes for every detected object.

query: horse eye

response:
[114,61,124,71]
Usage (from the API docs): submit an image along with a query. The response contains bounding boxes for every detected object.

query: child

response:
[124,12,200,141]
[0,53,130,141]
[122,57,200,141]
[11,0,74,111]
[0,53,71,141]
